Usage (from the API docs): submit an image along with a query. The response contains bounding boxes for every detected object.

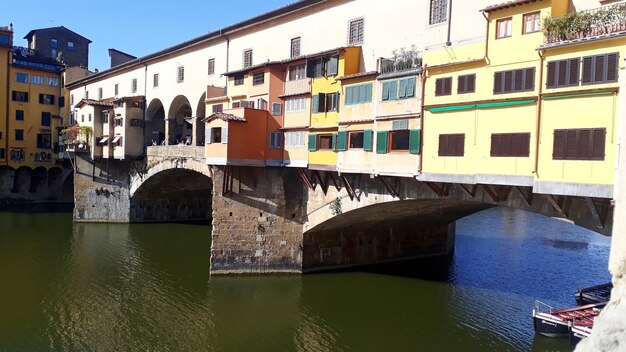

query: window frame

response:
[493,67,535,94]
[177,66,184,83]
[435,77,452,96]
[15,73,28,83]
[234,74,244,86]
[523,12,541,34]
[36,133,52,149]
[496,17,513,39]
[288,64,306,81]
[490,132,531,157]
[243,49,253,68]
[438,133,465,157]
[290,37,301,58]
[16,110,24,121]
[348,131,365,149]
[67,41,75,52]
[348,17,365,45]
[318,134,334,150]
[429,0,448,25]
[153,73,159,88]
[325,92,339,112]
[131,78,138,93]
[457,74,476,94]
[208,58,215,75]
[15,129,24,141]
[553,128,606,161]
[389,130,410,152]
[269,131,282,149]
[252,72,265,86]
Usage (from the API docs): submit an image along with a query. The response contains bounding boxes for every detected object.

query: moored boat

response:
[532,300,605,337]
[569,320,593,347]
[575,282,612,305]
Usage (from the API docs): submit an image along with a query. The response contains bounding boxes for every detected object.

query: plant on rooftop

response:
[542,3,626,42]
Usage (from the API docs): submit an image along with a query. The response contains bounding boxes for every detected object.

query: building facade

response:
[24,26,91,68]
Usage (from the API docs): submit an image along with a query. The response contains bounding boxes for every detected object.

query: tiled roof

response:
[205,95,229,103]
[538,30,626,50]
[281,46,358,64]
[482,0,540,12]
[338,118,374,124]
[336,71,379,81]
[202,112,247,123]
[223,60,283,77]
[75,99,114,108]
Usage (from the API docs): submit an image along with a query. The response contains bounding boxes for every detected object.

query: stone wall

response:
[0,165,73,204]
[209,166,307,274]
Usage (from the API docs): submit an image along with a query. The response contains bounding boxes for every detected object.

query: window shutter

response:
[363,129,373,152]
[557,61,567,87]
[11,91,16,101]
[582,57,593,84]
[382,82,390,101]
[39,94,44,104]
[58,96,65,108]
[467,74,475,92]
[327,56,339,76]
[457,134,465,156]
[318,93,326,112]
[439,135,447,156]
[444,77,452,95]
[494,72,503,94]
[406,77,416,97]
[457,76,466,94]
[525,68,535,91]
[306,59,315,78]
[578,129,592,160]
[513,70,523,91]
[221,127,228,144]
[389,81,398,100]
[409,129,421,154]
[546,62,557,88]
[399,79,407,98]
[308,134,317,151]
[365,84,373,102]
[568,58,580,86]
[504,71,514,92]
[376,131,388,154]
[337,131,347,151]
[312,95,319,113]
[565,129,578,159]
[435,79,442,96]
[331,133,338,151]
[51,96,55,105]
[594,55,605,83]
[358,85,366,103]
[607,53,618,82]
[25,93,29,102]
[346,86,353,105]
[205,127,212,144]
[521,133,531,157]
[592,128,606,160]
[491,134,501,156]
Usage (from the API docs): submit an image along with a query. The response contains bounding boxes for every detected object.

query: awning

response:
[99,136,109,144]
[111,136,121,144]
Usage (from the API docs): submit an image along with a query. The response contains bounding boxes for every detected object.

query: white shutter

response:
[221,127,228,144]
[205,127,212,144]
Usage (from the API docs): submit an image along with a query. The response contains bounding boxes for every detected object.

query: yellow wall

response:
[205,118,228,159]
[0,46,9,164]
[283,98,310,128]
[423,42,485,67]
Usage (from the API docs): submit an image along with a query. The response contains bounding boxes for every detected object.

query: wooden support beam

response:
[328,172,341,192]
[545,194,567,218]
[513,186,531,208]
[378,176,399,198]
[297,168,315,190]
[481,184,500,203]
[585,197,604,229]
[458,184,477,199]
[426,182,448,198]
[314,170,328,195]
[341,175,356,201]
[222,166,231,196]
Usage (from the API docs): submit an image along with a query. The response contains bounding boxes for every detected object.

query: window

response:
[243,49,253,68]
[382,78,416,100]
[390,130,410,151]
[234,74,244,86]
[208,58,215,75]
[98,87,103,100]
[457,74,476,93]
[285,131,306,147]
[103,112,109,124]
[346,84,373,105]
[269,132,282,148]
[67,41,75,52]
[0,148,4,160]
[12,91,29,102]
[306,56,338,78]
[114,117,123,127]
[212,104,223,113]
[291,37,301,58]
[59,96,65,107]
[318,134,334,150]
[15,73,28,83]
[493,67,535,94]
[438,134,465,156]
[81,114,84,123]
[31,75,44,85]
[326,92,339,112]
[15,129,24,141]
[435,77,452,96]
[286,97,306,113]
[153,73,159,87]
[253,72,265,85]
[582,53,619,85]
[50,39,58,58]
[10,148,24,162]
[37,133,51,149]
[523,12,541,34]
[89,114,92,122]
[39,94,55,105]
[272,102,282,115]
[547,58,580,88]
[288,64,305,81]
[257,98,268,110]
[553,128,606,161]
[70,94,74,105]
[177,66,184,83]
[348,18,364,45]
[496,17,513,39]
[429,0,448,24]
[112,136,123,147]
[46,77,59,86]
[209,127,224,144]
[349,131,364,149]
[114,84,119,96]
[16,110,24,121]
[131,78,137,93]
[491,133,531,157]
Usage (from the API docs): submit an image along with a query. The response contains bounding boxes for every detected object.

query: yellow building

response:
[0,26,11,164]
[307,46,360,171]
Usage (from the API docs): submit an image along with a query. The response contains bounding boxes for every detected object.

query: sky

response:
[3,0,294,71]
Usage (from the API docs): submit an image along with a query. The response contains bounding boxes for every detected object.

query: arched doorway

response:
[195,92,206,146]
[145,98,166,146]
[168,95,193,145]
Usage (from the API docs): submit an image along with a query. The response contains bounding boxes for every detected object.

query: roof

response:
[75,99,114,108]
[223,60,283,77]
[108,48,136,59]
[205,95,229,103]
[23,26,92,43]
[67,0,328,87]
[202,112,247,123]
[482,0,541,13]
[336,71,379,81]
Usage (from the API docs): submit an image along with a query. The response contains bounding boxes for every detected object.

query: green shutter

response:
[399,79,408,98]
[365,84,373,102]
[363,129,373,152]
[376,131,388,154]
[308,134,317,151]
[407,77,416,97]
[358,85,366,104]
[331,133,338,151]
[327,56,339,76]
[382,82,390,101]
[312,95,319,113]
[306,59,315,78]
[409,129,421,154]
[389,81,398,100]
[337,131,347,151]
[346,86,353,105]
[318,93,326,112]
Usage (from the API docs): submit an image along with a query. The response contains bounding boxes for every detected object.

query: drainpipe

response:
[418,65,427,175]
[446,0,453,46]
[534,50,546,179]
[481,10,491,64]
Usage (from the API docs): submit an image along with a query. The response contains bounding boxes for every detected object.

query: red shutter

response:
[546,62,557,88]
[568,58,580,86]
[592,128,606,161]
[607,53,618,82]
[553,130,565,159]
[582,57,593,84]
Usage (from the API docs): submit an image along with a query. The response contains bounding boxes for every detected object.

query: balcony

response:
[379,48,422,77]
[543,3,626,44]
[12,46,64,72]
[284,78,311,96]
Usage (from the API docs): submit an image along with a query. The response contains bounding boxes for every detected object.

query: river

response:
[0,207,610,351]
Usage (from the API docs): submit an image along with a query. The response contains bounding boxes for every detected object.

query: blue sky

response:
[3,0,293,71]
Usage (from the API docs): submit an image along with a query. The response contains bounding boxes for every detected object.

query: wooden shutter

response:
[457,76,466,94]
[25,93,29,102]
[39,94,44,104]
[501,134,512,156]
[58,96,65,108]
[337,131,347,151]
[205,127,212,144]
[565,129,578,159]
[607,53,618,82]
[557,61,567,87]
[327,56,339,76]
[467,74,475,93]
[491,134,501,156]
[308,134,317,151]
[382,82,390,101]
[568,58,580,86]
[399,79,407,98]
[409,129,421,154]
[363,130,373,152]
[448,135,458,156]
[331,133,338,151]
[376,131,388,154]
[592,128,606,160]
[578,129,592,160]
[318,93,326,112]
[221,128,228,144]
[439,134,447,156]
[505,71,514,92]
[594,55,605,83]
[546,62,557,88]
[306,59,315,78]
[521,133,531,157]
[444,77,452,95]
[512,70,522,91]
[525,68,535,91]
[389,81,398,100]
[435,78,443,96]
[358,85,367,103]
[494,72,503,94]
[11,91,16,101]
[456,134,465,156]
[582,57,593,84]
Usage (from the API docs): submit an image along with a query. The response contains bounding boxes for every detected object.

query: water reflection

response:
[0,207,611,351]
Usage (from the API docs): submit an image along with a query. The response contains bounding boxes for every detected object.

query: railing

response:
[12,46,40,59]
[146,145,205,158]
[544,3,626,44]
[379,55,422,75]
[284,78,311,96]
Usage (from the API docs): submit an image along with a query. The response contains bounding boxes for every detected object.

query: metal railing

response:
[544,3,626,43]
[379,55,422,75]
